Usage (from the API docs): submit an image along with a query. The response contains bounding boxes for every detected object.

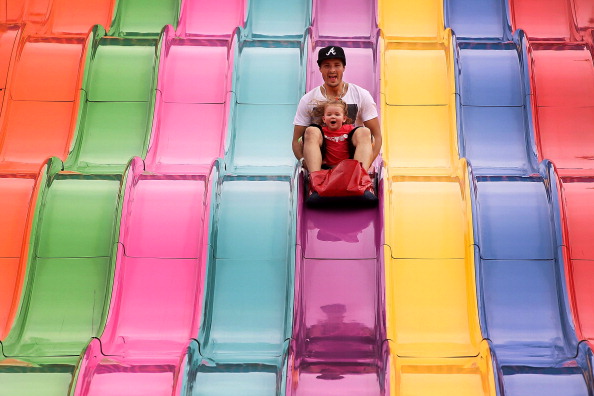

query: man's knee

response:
[304,126,323,145]
[352,127,372,145]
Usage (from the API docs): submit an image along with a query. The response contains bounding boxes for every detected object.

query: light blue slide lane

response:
[181,3,308,394]
[183,175,296,396]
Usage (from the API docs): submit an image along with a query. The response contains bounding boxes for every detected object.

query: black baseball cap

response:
[317,45,346,66]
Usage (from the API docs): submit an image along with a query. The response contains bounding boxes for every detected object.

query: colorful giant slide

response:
[0,1,594,395]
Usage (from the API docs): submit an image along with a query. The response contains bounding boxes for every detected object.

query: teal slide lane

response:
[228,38,306,176]
[0,157,127,395]
[244,0,311,40]
[183,174,297,396]
[181,2,308,394]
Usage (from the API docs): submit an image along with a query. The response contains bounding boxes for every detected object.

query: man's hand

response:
[292,125,307,160]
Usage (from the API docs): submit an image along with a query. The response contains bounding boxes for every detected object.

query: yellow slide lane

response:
[379,1,496,394]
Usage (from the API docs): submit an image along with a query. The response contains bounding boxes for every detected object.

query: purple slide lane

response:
[288,2,386,394]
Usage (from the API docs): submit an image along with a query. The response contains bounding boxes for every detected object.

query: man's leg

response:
[352,127,373,170]
[303,126,324,171]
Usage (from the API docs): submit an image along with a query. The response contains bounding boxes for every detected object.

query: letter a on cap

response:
[326,47,337,56]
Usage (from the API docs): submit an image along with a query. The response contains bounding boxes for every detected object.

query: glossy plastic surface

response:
[245,0,310,39]
[382,5,496,388]
[382,34,458,175]
[146,28,234,173]
[177,0,246,37]
[312,0,376,39]
[45,0,116,35]
[0,172,38,339]
[2,169,123,357]
[455,38,538,175]
[228,39,304,175]
[0,35,87,172]
[378,0,444,41]
[558,175,594,344]
[444,0,510,40]
[529,42,594,175]
[509,0,578,41]
[109,0,180,38]
[574,0,594,33]
[184,176,295,395]
[472,172,592,394]
[385,168,482,358]
[72,158,211,396]
[65,33,158,173]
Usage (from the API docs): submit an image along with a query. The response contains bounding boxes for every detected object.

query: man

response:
[292,45,382,172]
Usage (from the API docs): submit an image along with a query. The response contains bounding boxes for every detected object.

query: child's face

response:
[322,105,347,131]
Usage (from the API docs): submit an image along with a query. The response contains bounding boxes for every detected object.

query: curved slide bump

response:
[0,157,126,395]
[226,35,306,175]
[72,158,212,396]
[557,173,594,345]
[290,181,385,396]
[528,41,594,176]
[471,167,593,395]
[244,0,310,39]
[378,0,444,42]
[183,175,296,396]
[0,164,45,339]
[43,0,116,36]
[145,26,236,173]
[312,0,376,40]
[64,26,160,174]
[381,30,458,175]
[444,0,511,41]
[109,0,181,38]
[509,0,579,41]
[0,30,91,172]
[454,32,539,175]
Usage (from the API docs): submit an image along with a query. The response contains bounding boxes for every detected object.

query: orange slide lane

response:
[0,1,115,339]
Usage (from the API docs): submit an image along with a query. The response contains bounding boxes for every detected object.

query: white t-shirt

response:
[293,83,378,127]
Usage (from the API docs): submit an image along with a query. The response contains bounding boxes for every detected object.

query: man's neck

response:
[322,82,345,99]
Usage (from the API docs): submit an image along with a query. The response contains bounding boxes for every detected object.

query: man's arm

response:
[292,125,307,160]
[364,117,382,161]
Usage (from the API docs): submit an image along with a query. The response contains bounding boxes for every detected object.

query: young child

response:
[311,98,360,168]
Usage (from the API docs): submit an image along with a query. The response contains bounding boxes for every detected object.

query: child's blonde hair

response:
[310,98,353,125]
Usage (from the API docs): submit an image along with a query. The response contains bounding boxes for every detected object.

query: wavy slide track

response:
[381,1,496,395]
[181,1,306,394]
[451,0,594,394]
[524,10,594,364]
[72,13,237,395]
[0,158,126,396]
[0,1,113,344]
[287,1,387,395]
[1,1,175,395]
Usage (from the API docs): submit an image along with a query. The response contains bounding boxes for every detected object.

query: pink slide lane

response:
[73,23,236,396]
[73,157,211,396]
[145,25,236,174]
[176,0,246,38]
